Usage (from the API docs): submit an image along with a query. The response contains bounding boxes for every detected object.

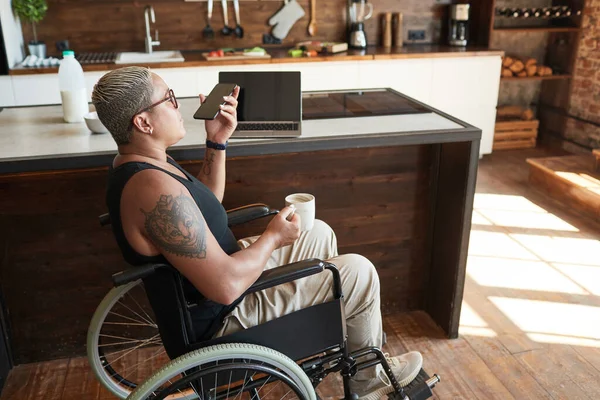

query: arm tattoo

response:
[202,150,215,176]
[141,193,207,259]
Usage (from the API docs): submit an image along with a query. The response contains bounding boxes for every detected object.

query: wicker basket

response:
[493,119,539,150]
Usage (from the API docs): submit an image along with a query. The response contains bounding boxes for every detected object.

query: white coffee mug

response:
[285,193,315,231]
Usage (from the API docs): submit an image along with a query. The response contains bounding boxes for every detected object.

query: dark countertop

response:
[9,45,505,76]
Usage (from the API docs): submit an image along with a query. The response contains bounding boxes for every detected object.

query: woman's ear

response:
[132,113,153,135]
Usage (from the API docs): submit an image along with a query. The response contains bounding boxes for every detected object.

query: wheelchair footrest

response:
[389,369,440,400]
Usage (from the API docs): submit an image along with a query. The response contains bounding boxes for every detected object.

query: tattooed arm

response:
[121,170,300,305]
[197,148,226,202]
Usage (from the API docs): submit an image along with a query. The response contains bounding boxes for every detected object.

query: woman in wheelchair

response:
[92,66,426,400]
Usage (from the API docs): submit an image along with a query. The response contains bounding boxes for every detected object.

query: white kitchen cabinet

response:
[12,74,60,106]
[289,61,360,92]
[0,76,15,107]
[7,55,502,155]
[357,59,433,105]
[195,63,283,96]
[429,56,502,155]
[13,72,107,107]
[84,71,107,103]
[153,68,200,99]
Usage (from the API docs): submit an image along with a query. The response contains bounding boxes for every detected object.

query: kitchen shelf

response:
[493,26,581,33]
[501,74,572,81]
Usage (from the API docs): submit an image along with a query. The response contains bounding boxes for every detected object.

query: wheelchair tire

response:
[127,343,317,400]
[87,279,166,399]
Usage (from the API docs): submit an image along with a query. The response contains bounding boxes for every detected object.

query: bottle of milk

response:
[58,50,88,123]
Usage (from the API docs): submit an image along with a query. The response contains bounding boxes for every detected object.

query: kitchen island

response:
[0,89,480,365]
[1,46,502,156]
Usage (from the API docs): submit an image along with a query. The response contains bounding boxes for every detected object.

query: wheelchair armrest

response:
[226,204,278,227]
[111,263,171,287]
[99,204,276,229]
[245,259,343,300]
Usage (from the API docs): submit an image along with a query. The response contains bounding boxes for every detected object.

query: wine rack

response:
[495,6,582,19]
[468,0,587,150]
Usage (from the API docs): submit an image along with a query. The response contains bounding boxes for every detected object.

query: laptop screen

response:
[219,71,301,122]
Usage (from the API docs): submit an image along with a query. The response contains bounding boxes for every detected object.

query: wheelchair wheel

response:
[87,279,168,399]
[128,343,316,400]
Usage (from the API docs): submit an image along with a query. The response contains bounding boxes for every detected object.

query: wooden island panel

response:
[0,144,437,364]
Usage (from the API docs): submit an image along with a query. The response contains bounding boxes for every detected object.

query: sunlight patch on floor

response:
[471,210,493,225]
[461,193,600,347]
[527,332,600,348]
[458,302,497,337]
[468,230,538,260]
[473,193,547,212]
[477,209,579,231]
[552,263,600,296]
[466,256,588,295]
[473,193,579,231]
[509,234,600,267]
[489,297,600,344]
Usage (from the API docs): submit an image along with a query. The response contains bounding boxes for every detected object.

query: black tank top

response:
[106,157,241,340]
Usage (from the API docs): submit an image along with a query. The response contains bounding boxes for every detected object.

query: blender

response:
[348,0,373,49]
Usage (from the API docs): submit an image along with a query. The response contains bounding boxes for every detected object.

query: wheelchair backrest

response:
[142,267,197,360]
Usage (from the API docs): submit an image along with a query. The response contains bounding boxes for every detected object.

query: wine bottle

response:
[561,6,572,17]
[551,6,562,18]
[541,7,552,18]
[520,8,531,18]
[531,8,542,18]
[510,8,529,18]
[495,7,509,17]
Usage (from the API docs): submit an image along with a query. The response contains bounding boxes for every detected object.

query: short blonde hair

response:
[92,67,154,145]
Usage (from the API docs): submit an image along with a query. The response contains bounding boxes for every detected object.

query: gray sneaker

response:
[353,351,423,400]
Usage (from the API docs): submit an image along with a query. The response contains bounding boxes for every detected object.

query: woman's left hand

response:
[201,85,240,144]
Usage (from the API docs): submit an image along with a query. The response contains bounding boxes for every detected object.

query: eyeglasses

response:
[130,89,178,129]
[137,89,178,114]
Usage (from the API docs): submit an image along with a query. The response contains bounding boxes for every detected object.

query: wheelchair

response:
[88,204,440,400]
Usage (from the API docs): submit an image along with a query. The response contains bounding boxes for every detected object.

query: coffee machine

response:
[348,0,373,49]
[449,4,470,46]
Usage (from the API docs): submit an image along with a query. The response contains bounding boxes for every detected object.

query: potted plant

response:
[12,0,48,58]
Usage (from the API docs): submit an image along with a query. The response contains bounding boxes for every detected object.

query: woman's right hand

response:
[265,206,301,248]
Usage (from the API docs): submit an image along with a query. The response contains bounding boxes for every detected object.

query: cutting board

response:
[201,52,271,61]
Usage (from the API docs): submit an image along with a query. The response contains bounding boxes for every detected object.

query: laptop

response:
[218,71,302,138]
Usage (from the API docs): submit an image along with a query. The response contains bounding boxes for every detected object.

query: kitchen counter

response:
[0,93,475,174]
[9,45,504,76]
[0,88,479,365]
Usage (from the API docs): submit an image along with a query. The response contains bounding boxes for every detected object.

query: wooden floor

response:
[2,146,600,399]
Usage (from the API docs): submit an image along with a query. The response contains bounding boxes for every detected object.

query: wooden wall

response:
[0,144,433,364]
[23,0,448,55]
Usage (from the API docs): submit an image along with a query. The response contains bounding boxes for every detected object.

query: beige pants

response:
[214,219,383,382]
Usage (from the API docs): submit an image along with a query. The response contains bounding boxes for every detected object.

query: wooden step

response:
[526,154,600,221]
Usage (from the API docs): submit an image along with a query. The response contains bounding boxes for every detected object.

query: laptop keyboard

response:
[236,123,299,131]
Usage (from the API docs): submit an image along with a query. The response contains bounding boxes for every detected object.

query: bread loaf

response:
[517,70,527,77]
[502,68,514,77]
[525,58,537,68]
[526,64,537,76]
[536,66,553,76]
[509,60,525,73]
[502,56,515,68]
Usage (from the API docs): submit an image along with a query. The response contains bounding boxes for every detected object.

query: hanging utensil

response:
[233,0,244,38]
[307,0,317,36]
[221,0,232,36]
[203,0,215,39]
